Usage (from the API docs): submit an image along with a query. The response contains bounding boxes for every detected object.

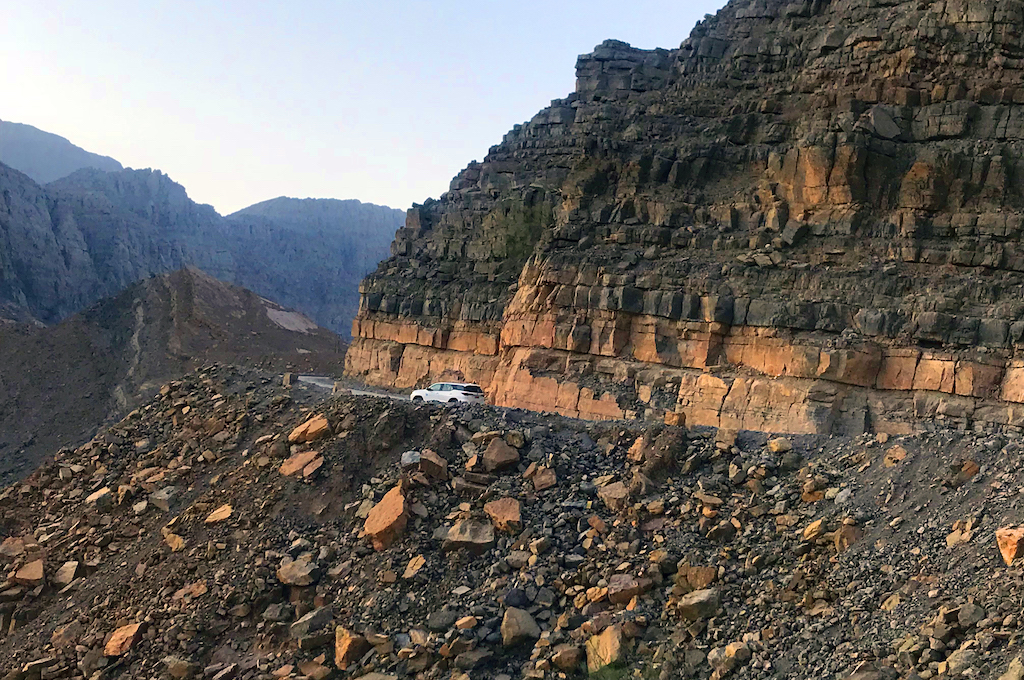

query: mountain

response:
[347,0,1024,436]
[0,267,344,481]
[0,162,404,334]
[0,119,123,184]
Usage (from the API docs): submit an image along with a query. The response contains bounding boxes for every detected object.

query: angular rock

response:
[598,481,629,512]
[997,526,1024,566]
[290,607,332,639]
[677,588,720,620]
[334,626,371,670]
[104,623,142,656]
[277,558,320,586]
[483,438,519,472]
[586,624,625,672]
[289,415,331,443]
[13,559,44,587]
[363,484,408,550]
[444,519,495,554]
[483,497,522,533]
[501,607,540,646]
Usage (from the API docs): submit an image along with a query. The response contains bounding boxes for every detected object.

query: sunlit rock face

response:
[349,1,1024,434]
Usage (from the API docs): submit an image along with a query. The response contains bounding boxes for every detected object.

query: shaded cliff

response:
[0,120,123,184]
[0,267,344,481]
[0,163,404,334]
[348,0,1024,435]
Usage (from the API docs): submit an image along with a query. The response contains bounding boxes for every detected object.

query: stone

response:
[552,645,583,671]
[418,449,449,480]
[150,486,177,512]
[363,485,408,550]
[0,537,25,561]
[104,623,142,656]
[289,415,331,443]
[163,657,196,679]
[532,466,557,491]
[999,657,1024,680]
[707,641,751,676]
[803,519,825,541]
[53,561,80,587]
[677,588,720,620]
[767,438,792,453]
[205,504,232,523]
[86,487,112,509]
[997,527,1024,566]
[483,438,519,472]
[277,558,320,586]
[598,481,630,512]
[280,451,320,477]
[607,574,642,604]
[13,559,44,587]
[334,626,371,670]
[290,607,332,638]
[501,608,540,646]
[586,624,625,672]
[445,520,495,554]
[484,497,522,533]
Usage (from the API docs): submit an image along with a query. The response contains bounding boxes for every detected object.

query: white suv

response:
[411,382,486,405]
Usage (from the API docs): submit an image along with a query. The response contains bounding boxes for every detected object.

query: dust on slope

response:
[0,268,345,483]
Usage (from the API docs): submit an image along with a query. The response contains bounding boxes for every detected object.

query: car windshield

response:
[459,385,484,394]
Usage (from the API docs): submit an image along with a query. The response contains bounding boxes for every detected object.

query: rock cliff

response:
[348,0,1024,435]
[0,163,404,334]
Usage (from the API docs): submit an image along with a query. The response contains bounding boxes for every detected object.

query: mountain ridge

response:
[0,119,123,185]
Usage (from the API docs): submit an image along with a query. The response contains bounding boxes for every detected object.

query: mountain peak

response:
[0,120,122,184]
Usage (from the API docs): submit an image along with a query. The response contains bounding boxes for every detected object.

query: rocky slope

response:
[0,120,123,185]
[0,267,344,482]
[347,0,1024,436]
[2,366,1024,679]
[0,162,404,334]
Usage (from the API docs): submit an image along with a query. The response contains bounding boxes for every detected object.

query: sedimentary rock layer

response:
[348,0,1024,434]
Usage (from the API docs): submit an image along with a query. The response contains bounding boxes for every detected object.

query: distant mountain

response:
[0,120,123,184]
[0,162,404,334]
[0,267,345,480]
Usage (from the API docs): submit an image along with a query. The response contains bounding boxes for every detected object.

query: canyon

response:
[347,0,1024,435]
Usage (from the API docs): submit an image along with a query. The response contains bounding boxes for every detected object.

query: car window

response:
[461,385,484,394]
[428,383,442,391]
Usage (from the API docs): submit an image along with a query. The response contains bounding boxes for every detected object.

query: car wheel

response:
[448,398,459,403]
[412,396,423,402]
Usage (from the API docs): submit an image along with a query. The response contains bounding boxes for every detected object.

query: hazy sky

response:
[1,1,725,214]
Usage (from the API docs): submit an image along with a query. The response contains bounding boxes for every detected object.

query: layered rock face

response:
[0,164,403,334]
[348,0,1024,435]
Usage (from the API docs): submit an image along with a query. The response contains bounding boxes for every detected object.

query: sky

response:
[0,1,726,215]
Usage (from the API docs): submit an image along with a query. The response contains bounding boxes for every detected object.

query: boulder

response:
[997,526,1024,566]
[363,485,408,550]
[501,608,540,646]
[677,588,720,620]
[289,415,331,443]
[277,558,320,586]
[444,520,495,554]
[482,438,519,472]
[586,624,625,672]
[334,626,370,670]
[484,497,521,533]
[598,481,630,512]
[104,623,143,656]
[13,559,44,587]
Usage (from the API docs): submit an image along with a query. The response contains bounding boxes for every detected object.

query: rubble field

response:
[2,365,1024,680]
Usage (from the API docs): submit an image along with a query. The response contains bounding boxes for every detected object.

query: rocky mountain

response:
[347,0,1024,436]
[0,163,404,334]
[0,120,123,185]
[1,365,1024,679]
[0,267,344,481]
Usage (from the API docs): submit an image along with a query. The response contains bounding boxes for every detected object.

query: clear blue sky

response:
[0,1,725,214]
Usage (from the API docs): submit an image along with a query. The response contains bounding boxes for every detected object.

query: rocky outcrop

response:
[348,0,1024,435]
[0,163,403,334]
[0,120,123,185]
